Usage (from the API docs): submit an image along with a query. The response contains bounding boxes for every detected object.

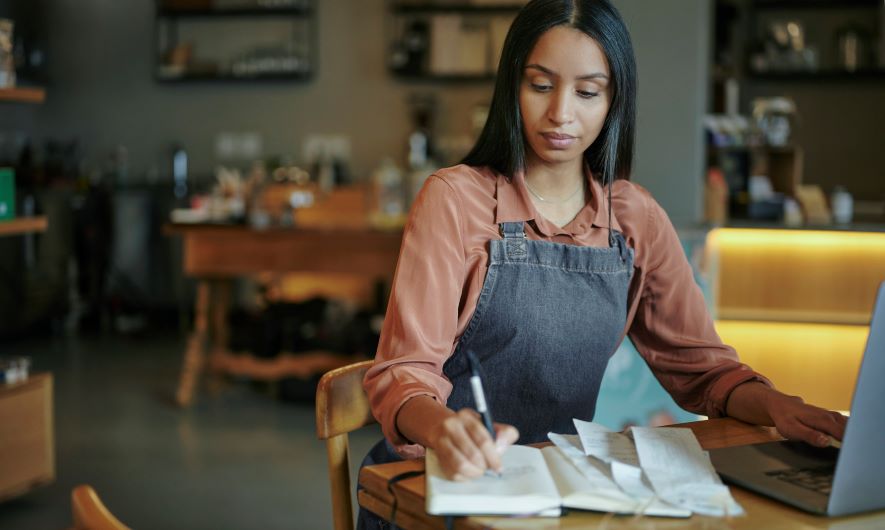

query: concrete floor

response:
[0,333,382,529]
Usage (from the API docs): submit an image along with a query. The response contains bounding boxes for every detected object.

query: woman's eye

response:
[531,83,552,92]
[577,90,599,99]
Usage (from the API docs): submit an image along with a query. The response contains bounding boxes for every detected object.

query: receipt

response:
[548,432,622,489]
[573,419,640,466]
[630,427,744,517]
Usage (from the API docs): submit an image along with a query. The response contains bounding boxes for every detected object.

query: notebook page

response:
[425,445,561,516]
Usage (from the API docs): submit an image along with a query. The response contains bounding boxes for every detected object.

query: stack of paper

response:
[425,419,744,518]
[571,420,743,516]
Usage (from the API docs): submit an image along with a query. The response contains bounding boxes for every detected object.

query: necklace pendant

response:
[525,179,584,204]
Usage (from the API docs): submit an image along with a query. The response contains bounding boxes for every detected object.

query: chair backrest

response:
[71,484,131,530]
[315,360,377,530]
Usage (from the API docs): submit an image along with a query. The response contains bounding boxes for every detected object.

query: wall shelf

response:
[158,7,311,17]
[0,216,49,237]
[0,87,46,104]
[752,0,879,10]
[156,71,312,82]
[748,69,885,81]
[387,1,519,82]
[391,3,524,14]
[392,72,496,82]
[155,2,315,83]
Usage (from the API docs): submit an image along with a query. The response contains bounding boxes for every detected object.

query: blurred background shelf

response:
[751,0,879,10]
[155,70,312,82]
[157,6,312,17]
[0,87,46,104]
[155,1,316,83]
[391,72,497,82]
[0,216,48,237]
[391,2,524,14]
[747,68,885,80]
[387,1,520,82]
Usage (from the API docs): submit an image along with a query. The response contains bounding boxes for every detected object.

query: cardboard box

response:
[0,373,55,501]
[0,167,14,221]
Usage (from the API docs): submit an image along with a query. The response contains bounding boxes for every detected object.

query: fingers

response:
[435,436,484,481]
[777,417,831,447]
[431,409,512,480]
[775,403,849,447]
[494,423,520,451]
[797,409,848,444]
[459,409,503,473]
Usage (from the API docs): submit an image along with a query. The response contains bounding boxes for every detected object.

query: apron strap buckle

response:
[499,221,526,239]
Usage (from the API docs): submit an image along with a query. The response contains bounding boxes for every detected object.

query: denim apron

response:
[357,220,634,527]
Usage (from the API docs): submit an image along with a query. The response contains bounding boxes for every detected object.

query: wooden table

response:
[358,418,885,529]
[165,223,402,406]
[0,216,48,237]
[0,373,54,501]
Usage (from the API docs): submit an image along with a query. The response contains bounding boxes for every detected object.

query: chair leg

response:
[326,434,354,530]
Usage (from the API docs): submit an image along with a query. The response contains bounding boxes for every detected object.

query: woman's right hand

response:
[426,408,519,481]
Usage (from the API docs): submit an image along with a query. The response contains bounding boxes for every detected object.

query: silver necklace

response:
[525,179,584,204]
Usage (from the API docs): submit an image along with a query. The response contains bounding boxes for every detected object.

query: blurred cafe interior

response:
[1,0,884,528]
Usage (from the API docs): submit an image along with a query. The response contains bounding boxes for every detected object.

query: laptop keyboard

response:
[766,465,835,495]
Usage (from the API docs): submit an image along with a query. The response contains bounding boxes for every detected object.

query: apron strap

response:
[499,221,525,239]
[610,229,630,263]
[499,221,527,260]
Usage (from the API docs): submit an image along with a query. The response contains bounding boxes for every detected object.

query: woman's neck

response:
[523,156,589,229]
[524,157,584,199]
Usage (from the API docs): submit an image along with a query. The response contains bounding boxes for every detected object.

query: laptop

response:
[710,281,885,517]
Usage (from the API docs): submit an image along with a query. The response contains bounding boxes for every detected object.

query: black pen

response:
[465,349,496,441]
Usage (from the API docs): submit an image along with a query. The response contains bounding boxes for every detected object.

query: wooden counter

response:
[165,223,402,406]
[0,373,55,501]
[0,216,48,237]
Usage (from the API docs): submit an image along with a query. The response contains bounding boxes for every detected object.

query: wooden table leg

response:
[175,280,212,407]
[207,280,232,396]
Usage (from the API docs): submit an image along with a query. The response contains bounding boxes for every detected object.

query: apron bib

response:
[443,221,633,443]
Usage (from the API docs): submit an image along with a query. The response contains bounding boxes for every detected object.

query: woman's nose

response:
[547,89,574,125]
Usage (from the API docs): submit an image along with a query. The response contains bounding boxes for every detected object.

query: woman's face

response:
[519,26,611,172]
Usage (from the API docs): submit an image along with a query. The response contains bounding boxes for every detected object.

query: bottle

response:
[311,146,335,194]
[704,167,729,226]
[783,197,803,227]
[406,130,433,205]
[831,186,853,225]
[172,144,188,200]
[372,158,405,226]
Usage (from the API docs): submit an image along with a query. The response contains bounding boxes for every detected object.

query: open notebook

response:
[426,420,743,518]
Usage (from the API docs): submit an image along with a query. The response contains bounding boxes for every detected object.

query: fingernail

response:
[818,435,829,446]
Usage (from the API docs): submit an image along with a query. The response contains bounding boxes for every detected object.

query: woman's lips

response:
[541,132,577,149]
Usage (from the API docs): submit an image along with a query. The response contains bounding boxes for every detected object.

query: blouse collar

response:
[494,164,622,237]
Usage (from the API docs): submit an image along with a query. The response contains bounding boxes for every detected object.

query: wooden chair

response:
[70,484,131,530]
[315,360,377,530]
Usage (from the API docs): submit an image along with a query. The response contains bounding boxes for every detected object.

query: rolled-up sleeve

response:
[628,198,771,418]
[363,175,466,458]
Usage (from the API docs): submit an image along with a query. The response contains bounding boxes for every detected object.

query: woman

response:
[360,0,846,513]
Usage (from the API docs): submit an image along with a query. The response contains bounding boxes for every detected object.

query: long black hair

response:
[461,0,636,184]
